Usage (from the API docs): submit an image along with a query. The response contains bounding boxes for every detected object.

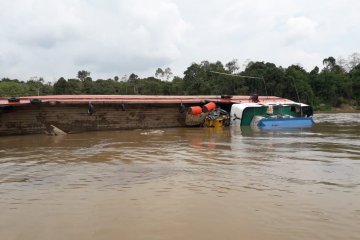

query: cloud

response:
[0,0,360,80]
[284,16,318,45]
[0,0,189,80]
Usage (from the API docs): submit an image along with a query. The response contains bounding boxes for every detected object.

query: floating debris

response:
[140,130,165,135]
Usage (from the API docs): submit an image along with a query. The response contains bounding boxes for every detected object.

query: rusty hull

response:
[0,95,295,135]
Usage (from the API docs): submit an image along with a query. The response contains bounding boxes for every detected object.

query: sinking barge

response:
[0,95,305,135]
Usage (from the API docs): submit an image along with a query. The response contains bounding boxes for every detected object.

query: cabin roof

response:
[0,95,296,106]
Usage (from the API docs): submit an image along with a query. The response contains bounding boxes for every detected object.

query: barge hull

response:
[0,103,185,135]
[0,95,296,135]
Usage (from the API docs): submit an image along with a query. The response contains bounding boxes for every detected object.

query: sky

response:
[0,0,359,82]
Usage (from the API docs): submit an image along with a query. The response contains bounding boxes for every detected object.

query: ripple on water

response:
[0,116,359,240]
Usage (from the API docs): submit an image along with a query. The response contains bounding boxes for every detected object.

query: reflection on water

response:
[0,113,359,240]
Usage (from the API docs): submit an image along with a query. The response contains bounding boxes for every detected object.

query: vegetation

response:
[1,54,360,110]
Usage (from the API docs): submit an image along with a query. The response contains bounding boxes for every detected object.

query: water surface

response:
[0,113,359,240]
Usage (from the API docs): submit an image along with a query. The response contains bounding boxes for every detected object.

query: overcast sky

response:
[1,0,359,81]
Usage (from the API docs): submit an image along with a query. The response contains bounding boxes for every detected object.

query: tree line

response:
[1,54,360,110]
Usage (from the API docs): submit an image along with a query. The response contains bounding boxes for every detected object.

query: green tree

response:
[284,65,314,104]
[77,70,90,82]
[155,68,164,79]
[225,59,240,73]
[26,77,45,96]
[349,64,360,105]
[42,82,54,95]
[170,76,185,95]
[53,77,68,95]
[82,77,93,94]
[164,67,173,81]
[138,77,163,95]
[347,53,360,71]
[128,73,139,94]
[0,79,28,97]
[322,56,336,71]
[67,79,83,94]
[92,79,117,94]
[128,73,138,82]
[320,57,351,106]
[242,61,285,96]
[183,63,210,95]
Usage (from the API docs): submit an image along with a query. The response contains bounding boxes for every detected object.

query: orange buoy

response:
[202,102,216,112]
[188,106,203,115]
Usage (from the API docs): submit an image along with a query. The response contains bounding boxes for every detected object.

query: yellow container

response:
[205,116,228,128]
[213,118,224,128]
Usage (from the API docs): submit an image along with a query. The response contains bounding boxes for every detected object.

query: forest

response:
[1,54,360,111]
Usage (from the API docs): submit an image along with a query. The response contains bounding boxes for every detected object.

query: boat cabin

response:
[230,102,314,127]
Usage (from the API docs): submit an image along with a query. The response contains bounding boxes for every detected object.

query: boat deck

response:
[0,95,295,106]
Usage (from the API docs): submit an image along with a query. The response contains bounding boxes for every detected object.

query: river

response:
[0,113,359,240]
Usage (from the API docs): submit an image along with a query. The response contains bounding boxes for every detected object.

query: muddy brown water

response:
[0,113,359,240]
